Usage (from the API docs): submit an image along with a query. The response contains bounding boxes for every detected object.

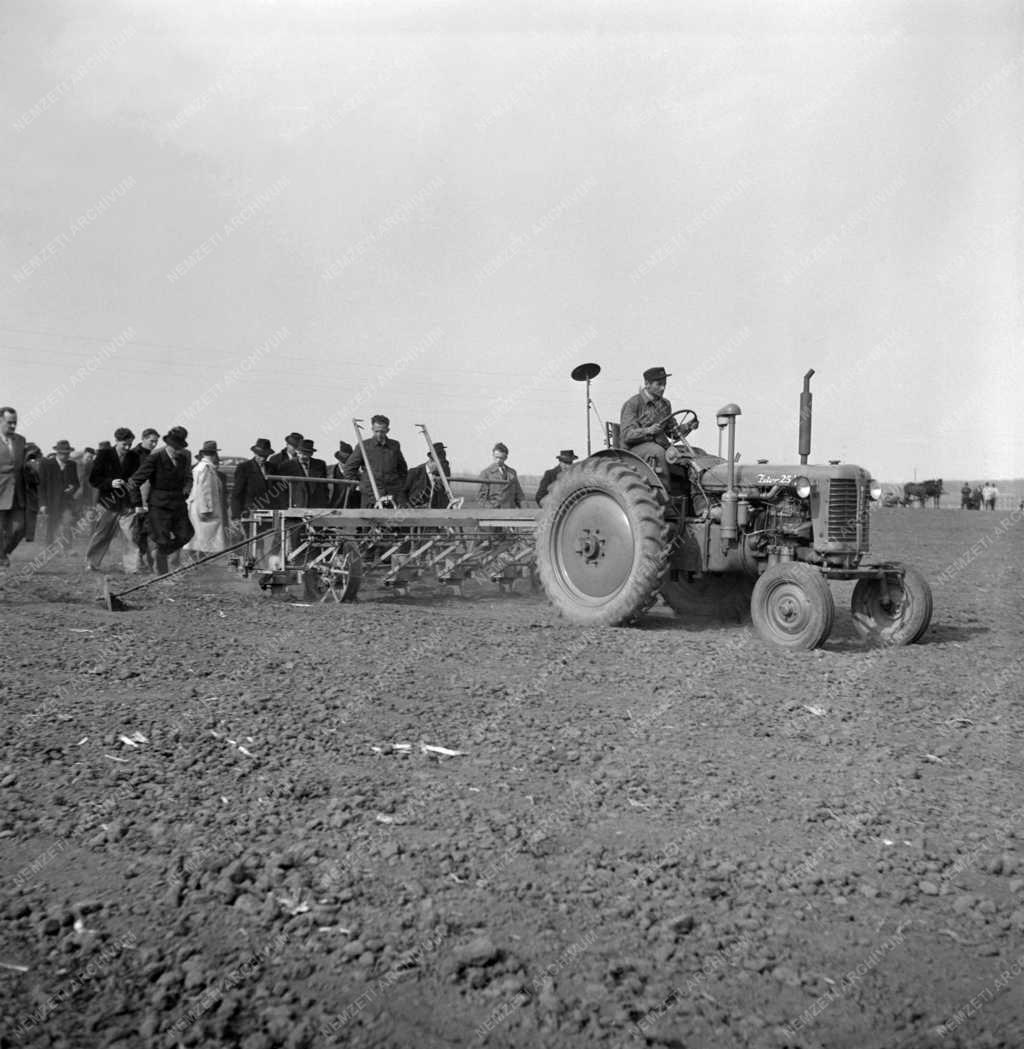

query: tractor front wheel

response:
[751,563,835,649]
[850,564,931,645]
[536,457,669,626]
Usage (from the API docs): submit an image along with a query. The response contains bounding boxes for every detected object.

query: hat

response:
[83,447,96,456]
[432,442,447,455]
[195,440,219,460]
[25,442,41,459]
[162,426,189,450]
[98,440,111,450]
[53,440,74,453]
[643,366,671,383]
[114,427,135,442]
[299,439,316,455]
[493,442,509,455]
[251,438,273,456]
[334,440,354,462]
[557,449,578,463]
[284,432,304,448]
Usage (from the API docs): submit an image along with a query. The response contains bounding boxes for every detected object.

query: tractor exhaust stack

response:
[799,369,815,465]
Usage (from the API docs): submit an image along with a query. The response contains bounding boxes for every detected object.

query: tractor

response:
[535,369,932,649]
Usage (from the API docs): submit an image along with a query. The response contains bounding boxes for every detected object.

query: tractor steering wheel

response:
[668,409,699,433]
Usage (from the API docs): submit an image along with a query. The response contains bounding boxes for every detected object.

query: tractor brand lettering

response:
[757,473,795,485]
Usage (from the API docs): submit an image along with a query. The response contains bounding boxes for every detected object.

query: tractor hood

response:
[696,458,871,492]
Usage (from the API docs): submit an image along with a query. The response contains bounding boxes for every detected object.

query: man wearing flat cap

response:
[39,440,80,549]
[85,426,143,571]
[129,426,193,574]
[620,366,696,478]
[405,442,452,509]
[536,449,578,506]
[329,440,360,509]
[342,415,408,507]
[478,442,524,509]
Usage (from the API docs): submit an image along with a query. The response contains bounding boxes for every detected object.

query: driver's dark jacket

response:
[620,389,679,449]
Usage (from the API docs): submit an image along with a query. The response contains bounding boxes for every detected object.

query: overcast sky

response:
[3,0,1021,480]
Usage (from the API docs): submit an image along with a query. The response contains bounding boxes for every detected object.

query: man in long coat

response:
[85,427,142,572]
[230,438,281,519]
[185,440,229,558]
[0,406,28,566]
[129,426,193,574]
[39,440,80,549]
[279,439,329,508]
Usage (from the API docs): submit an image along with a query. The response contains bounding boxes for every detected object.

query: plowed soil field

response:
[2,507,1023,1049]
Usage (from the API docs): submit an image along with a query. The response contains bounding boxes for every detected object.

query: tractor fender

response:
[585,448,667,494]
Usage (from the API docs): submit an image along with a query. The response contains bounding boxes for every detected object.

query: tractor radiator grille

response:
[827,479,865,544]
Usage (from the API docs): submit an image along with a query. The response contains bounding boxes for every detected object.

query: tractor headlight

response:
[794,476,812,499]
[868,480,882,501]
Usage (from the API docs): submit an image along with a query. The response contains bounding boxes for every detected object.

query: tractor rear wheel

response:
[850,564,931,645]
[661,573,755,622]
[536,457,669,626]
[751,563,834,649]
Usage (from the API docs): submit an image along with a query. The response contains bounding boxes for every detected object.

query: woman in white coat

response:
[185,440,228,559]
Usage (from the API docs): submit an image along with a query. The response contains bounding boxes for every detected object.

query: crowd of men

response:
[1,403,589,574]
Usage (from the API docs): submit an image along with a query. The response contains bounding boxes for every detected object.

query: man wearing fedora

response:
[342,415,408,507]
[405,442,452,509]
[129,426,193,574]
[185,440,229,559]
[39,440,80,549]
[329,440,360,509]
[85,426,143,572]
[279,438,328,508]
[268,432,303,470]
[536,449,578,506]
[478,442,524,509]
[620,365,697,479]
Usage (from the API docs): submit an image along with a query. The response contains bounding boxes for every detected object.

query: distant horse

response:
[903,479,943,508]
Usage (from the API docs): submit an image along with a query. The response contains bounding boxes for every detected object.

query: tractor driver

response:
[619,365,696,479]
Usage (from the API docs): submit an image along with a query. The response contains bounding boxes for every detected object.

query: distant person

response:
[536,449,578,506]
[0,406,28,567]
[129,426,193,574]
[405,442,452,509]
[184,440,229,560]
[39,440,80,550]
[478,442,524,509]
[960,483,972,510]
[329,441,360,509]
[85,427,143,573]
[970,485,983,510]
[74,447,99,520]
[21,443,43,547]
[342,415,408,507]
[983,482,998,511]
